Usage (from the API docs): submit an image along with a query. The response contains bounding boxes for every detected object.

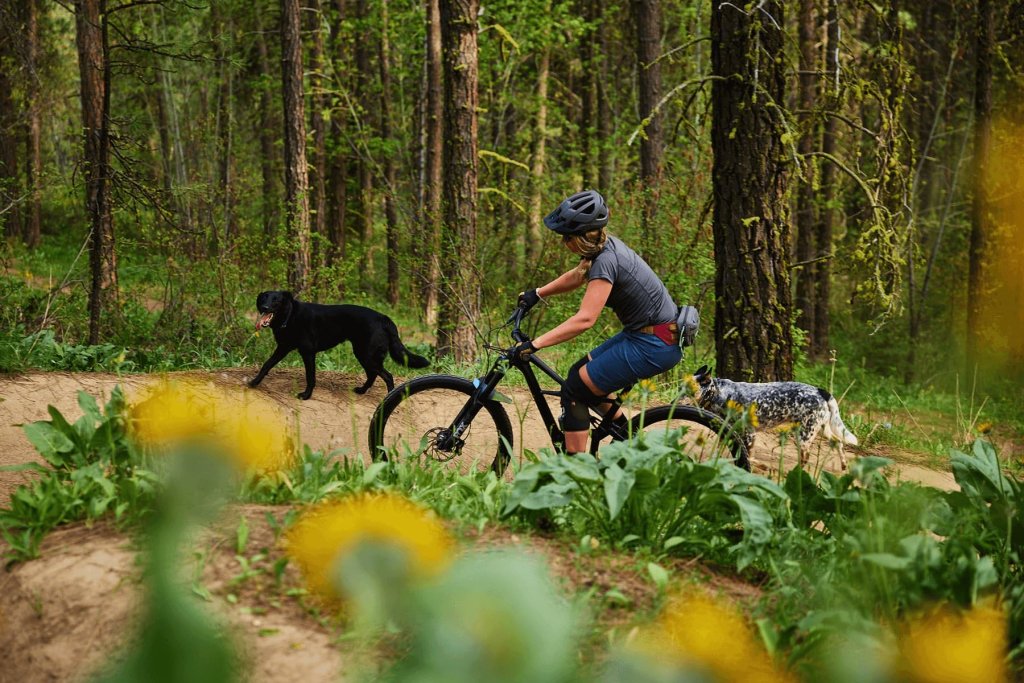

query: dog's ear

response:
[693,364,712,386]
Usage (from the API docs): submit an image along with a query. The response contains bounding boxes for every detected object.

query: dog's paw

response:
[296,391,312,400]
[247,378,261,388]
[353,386,368,395]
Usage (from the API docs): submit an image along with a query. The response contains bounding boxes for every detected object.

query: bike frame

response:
[448,308,633,456]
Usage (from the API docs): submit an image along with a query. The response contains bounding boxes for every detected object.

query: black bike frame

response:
[454,306,634,456]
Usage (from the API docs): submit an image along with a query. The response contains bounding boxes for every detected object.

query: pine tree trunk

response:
[355,0,375,278]
[327,0,349,272]
[967,0,993,371]
[794,0,818,353]
[24,0,41,248]
[526,49,549,267]
[437,0,480,361]
[420,0,443,325]
[76,0,118,344]
[710,0,793,381]
[281,0,311,291]
[633,0,663,256]
[379,0,400,305]
[256,17,278,237]
[0,12,20,241]
[812,0,838,360]
[306,0,328,270]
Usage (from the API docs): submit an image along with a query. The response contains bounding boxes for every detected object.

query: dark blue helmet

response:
[543,190,609,235]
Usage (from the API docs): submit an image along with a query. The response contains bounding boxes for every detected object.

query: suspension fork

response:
[439,361,509,448]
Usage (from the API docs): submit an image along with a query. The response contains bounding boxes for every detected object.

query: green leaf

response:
[22,422,75,464]
[647,562,669,590]
[860,552,912,570]
[603,463,636,521]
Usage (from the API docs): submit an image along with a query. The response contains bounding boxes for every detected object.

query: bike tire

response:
[621,404,751,471]
[367,375,515,476]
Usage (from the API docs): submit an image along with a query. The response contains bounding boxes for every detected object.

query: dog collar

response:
[281,301,294,328]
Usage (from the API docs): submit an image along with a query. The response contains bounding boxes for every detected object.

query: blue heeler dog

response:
[693,365,859,469]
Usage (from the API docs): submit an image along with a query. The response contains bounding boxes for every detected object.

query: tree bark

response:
[306,0,328,270]
[0,8,20,240]
[967,0,993,371]
[327,0,349,275]
[526,49,549,267]
[24,0,41,248]
[256,15,278,237]
[632,0,663,255]
[281,0,311,291]
[794,0,818,353]
[710,0,793,381]
[812,0,838,360]
[75,0,118,344]
[212,0,235,251]
[419,0,443,325]
[437,0,480,361]
[354,0,375,278]
[379,0,400,305]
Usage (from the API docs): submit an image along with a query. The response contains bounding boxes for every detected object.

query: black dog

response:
[248,290,429,399]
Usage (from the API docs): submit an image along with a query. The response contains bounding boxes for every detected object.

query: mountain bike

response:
[367,305,750,476]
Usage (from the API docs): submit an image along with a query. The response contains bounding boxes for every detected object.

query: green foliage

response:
[242,447,508,531]
[505,430,788,569]
[0,387,158,560]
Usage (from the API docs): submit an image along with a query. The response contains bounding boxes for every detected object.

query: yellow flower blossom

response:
[634,592,794,683]
[684,375,700,397]
[977,422,993,435]
[747,403,759,428]
[638,378,658,394]
[286,492,454,599]
[896,605,1007,683]
[129,379,296,473]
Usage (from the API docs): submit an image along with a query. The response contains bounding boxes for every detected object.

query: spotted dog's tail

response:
[824,397,859,446]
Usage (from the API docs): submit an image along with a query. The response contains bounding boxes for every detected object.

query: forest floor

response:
[0,368,990,681]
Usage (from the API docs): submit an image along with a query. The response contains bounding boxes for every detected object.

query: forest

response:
[2,0,1024,681]
[0,0,1020,383]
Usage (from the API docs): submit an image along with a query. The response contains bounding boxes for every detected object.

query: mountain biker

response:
[513,189,682,455]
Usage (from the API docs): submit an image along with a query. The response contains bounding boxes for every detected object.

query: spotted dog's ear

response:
[693,364,712,386]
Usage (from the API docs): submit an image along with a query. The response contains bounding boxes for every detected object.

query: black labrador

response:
[248,290,429,399]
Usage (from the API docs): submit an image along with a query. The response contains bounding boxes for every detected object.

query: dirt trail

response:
[0,369,959,681]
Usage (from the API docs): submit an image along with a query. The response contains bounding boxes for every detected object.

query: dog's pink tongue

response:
[255,312,273,330]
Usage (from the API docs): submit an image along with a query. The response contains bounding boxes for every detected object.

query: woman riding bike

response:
[512,189,683,456]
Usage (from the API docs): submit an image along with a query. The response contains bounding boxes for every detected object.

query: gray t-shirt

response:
[587,235,678,330]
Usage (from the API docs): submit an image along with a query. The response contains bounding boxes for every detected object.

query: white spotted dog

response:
[692,365,859,470]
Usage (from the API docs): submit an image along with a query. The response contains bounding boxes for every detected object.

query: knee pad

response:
[560,358,604,432]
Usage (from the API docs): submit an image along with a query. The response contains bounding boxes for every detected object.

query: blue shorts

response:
[585,330,682,394]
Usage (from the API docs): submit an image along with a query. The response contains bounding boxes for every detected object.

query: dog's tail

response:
[383,317,430,368]
[824,396,859,446]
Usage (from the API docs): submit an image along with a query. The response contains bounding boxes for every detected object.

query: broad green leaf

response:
[860,553,912,570]
[603,463,636,521]
[22,422,75,464]
[647,562,669,590]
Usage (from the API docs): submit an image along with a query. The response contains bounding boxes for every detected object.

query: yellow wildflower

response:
[747,403,759,428]
[895,605,1007,683]
[977,422,993,435]
[684,375,700,397]
[286,492,454,599]
[634,592,794,683]
[726,400,743,413]
[638,379,658,394]
[129,379,296,473]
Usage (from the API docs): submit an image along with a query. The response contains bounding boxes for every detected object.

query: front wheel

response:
[367,375,515,476]
[622,404,750,471]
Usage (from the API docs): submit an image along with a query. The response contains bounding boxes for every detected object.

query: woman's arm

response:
[537,265,587,299]
[532,278,612,349]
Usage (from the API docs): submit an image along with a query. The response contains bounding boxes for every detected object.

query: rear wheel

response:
[367,375,514,476]
[622,404,750,470]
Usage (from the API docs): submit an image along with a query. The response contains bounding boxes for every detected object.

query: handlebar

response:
[508,305,529,343]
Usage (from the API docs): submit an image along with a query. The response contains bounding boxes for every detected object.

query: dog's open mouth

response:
[255,311,274,330]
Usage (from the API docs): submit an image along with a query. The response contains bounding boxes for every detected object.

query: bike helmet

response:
[543,190,609,235]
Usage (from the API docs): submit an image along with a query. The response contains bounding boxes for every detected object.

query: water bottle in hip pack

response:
[676,306,699,349]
